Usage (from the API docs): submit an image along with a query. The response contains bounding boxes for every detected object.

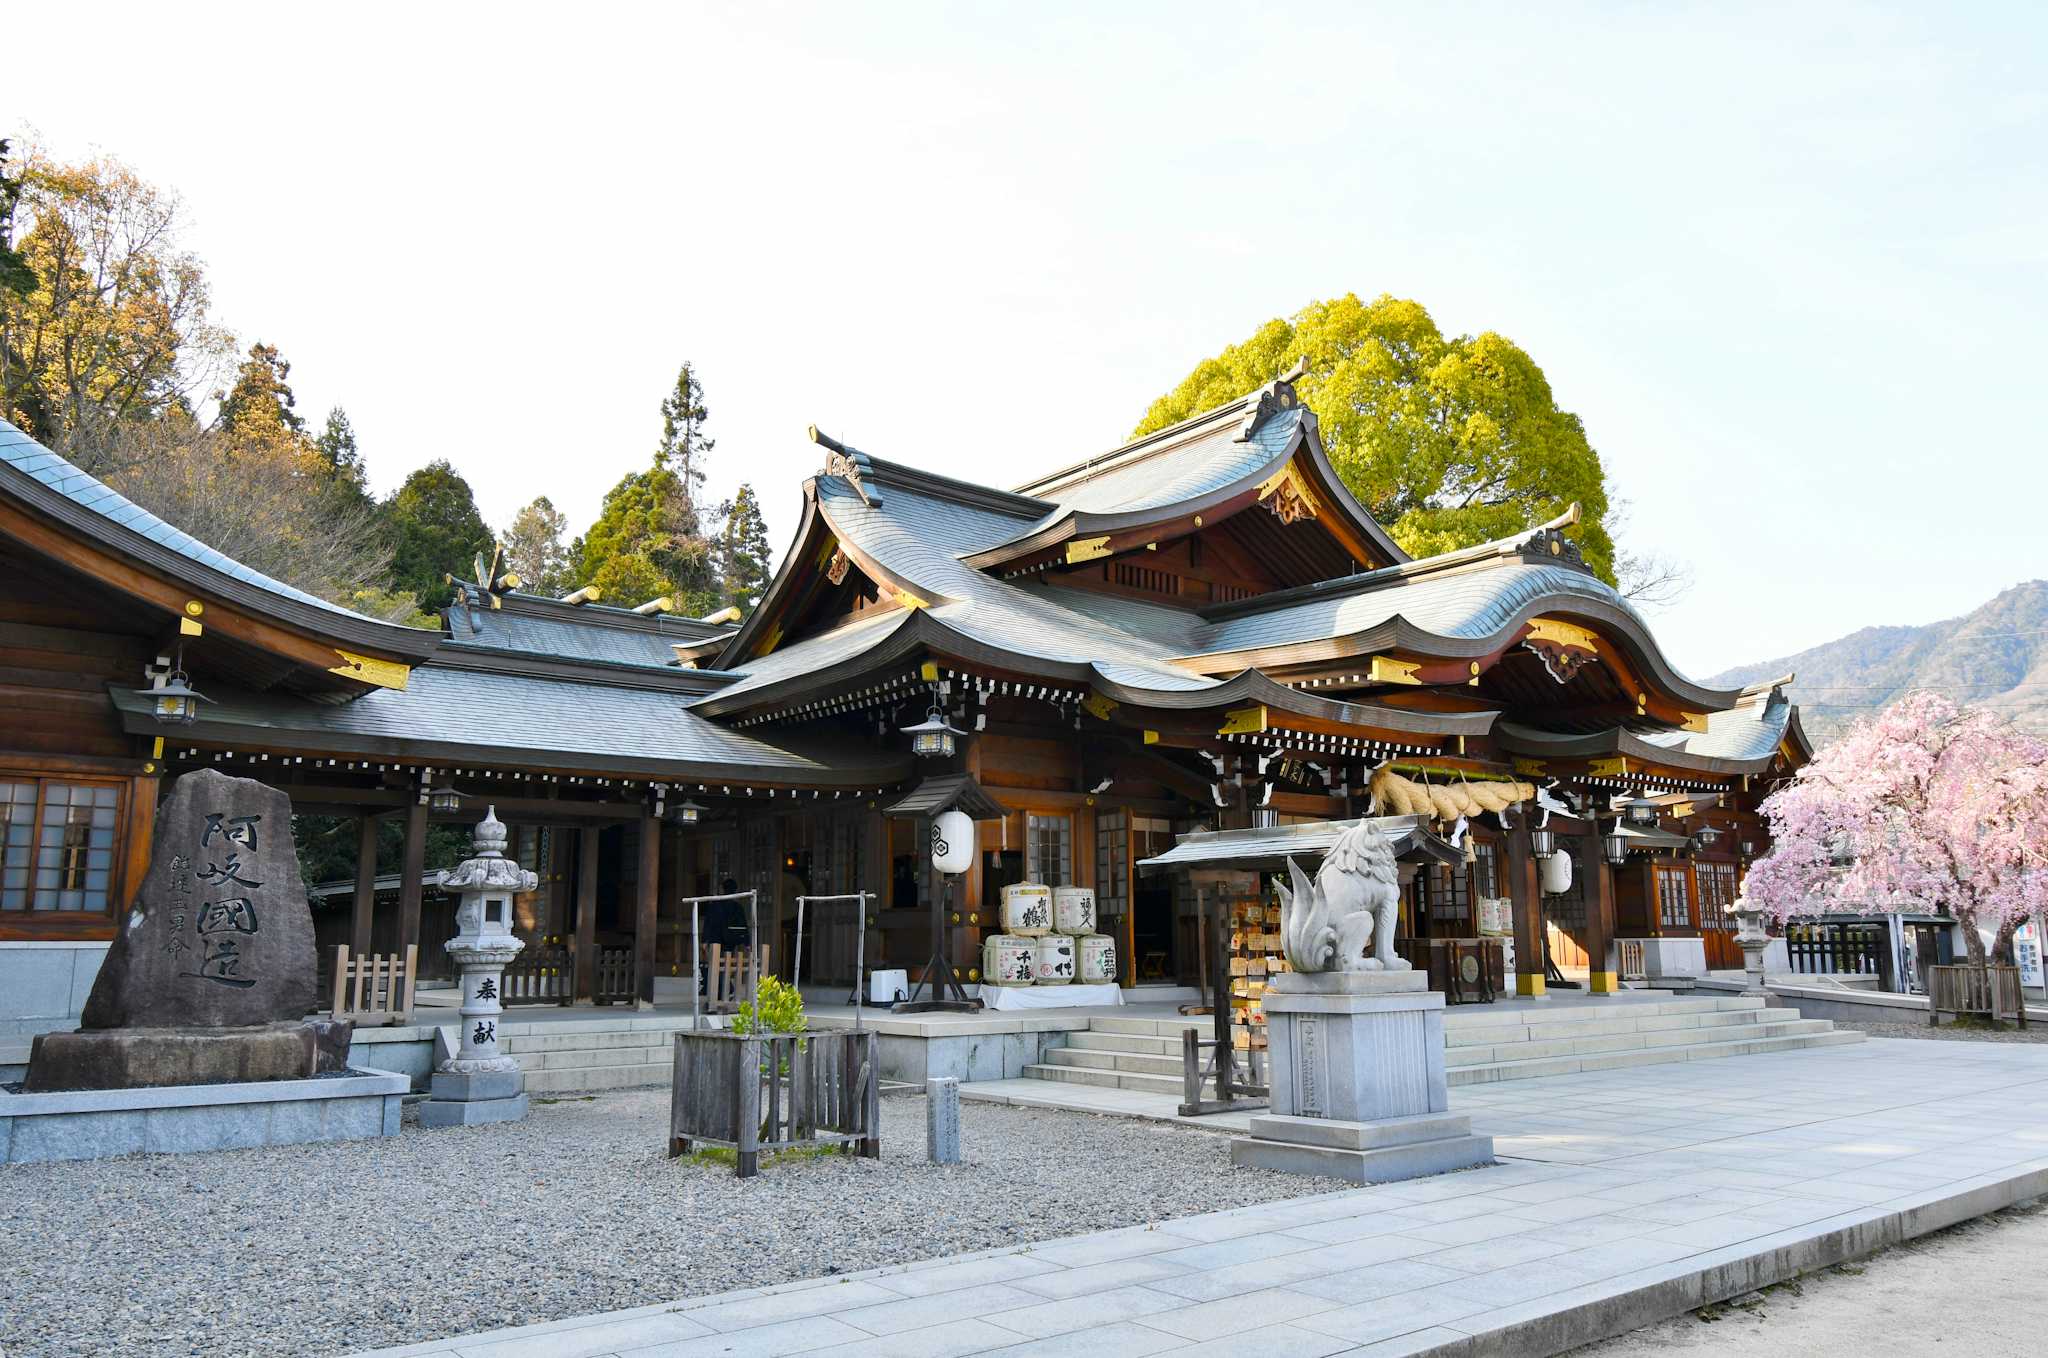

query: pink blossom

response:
[1749,693,2048,961]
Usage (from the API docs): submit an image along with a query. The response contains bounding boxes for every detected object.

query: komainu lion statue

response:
[1278,821,1410,973]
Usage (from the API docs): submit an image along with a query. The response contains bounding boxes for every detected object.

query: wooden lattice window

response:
[1698,861,1739,932]
[1656,865,1694,930]
[1424,863,1471,932]
[1026,813,1071,885]
[0,777,123,913]
[1471,840,1499,900]
[1094,809,1128,919]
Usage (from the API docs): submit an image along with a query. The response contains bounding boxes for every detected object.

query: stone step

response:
[499,1029,678,1055]
[1018,1061,1186,1097]
[522,1062,674,1094]
[1042,1046,1184,1077]
[1066,1029,1184,1056]
[1441,997,1763,1042]
[1447,1029,1863,1086]
[1443,1005,1764,1048]
[1444,1017,1832,1067]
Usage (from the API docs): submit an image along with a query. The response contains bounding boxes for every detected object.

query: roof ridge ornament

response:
[809,425,881,507]
[1237,358,1312,441]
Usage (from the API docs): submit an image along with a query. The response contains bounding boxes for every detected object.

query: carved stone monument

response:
[1231,822,1494,1182]
[419,808,535,1128]
[24,768,348,1092]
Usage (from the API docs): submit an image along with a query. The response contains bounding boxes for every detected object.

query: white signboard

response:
[2016,922,2044,989]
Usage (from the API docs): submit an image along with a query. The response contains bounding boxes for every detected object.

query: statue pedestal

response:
[1231,971,1493,1183]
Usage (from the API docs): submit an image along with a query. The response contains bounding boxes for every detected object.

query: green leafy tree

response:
[573,362,721,610]
[1136,294,1615,581]
[217,341,304,442]
[383,459,492,612]
[501,495,573,596]
[717,483,772,611]
[0,139,35,299]
[0,141,232,465]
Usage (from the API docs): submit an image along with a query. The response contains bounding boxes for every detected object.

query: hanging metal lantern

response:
[136,648,208,726]
[1603,823,1630,865]
[901,704,962,759]
[1529,826,1556,859]
[1693,824,1721,850]
[670,798,705,826]
[1627,798,1659,826]
[428,784,464,814]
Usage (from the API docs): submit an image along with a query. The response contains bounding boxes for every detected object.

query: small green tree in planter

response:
[730,975,806,1039]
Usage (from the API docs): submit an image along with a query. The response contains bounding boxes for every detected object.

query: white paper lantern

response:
[931,809,974,875]
[1539,850,1574,896]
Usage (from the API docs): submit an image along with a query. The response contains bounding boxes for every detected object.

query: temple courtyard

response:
[0,1037,2042,1357]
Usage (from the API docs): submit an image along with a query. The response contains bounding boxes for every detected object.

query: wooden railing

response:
[1618,939,1647,981]
[1928,964,2028,1028]
[1785,922,1892,987]
[329,945,417,1026]
[503,943,572,1007]
[666,1029,880,1176]
[704,944,771,1014]
[591,946,636,1006]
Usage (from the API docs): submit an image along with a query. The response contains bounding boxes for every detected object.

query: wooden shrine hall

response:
[0,366,1808,1028]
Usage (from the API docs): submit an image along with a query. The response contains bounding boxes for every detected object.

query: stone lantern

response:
[1731,895,1772,997]
[420,807,537,1128]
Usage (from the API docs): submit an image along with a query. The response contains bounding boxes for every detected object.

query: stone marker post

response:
[420,809,536,1129]
[926,1076,961,1164]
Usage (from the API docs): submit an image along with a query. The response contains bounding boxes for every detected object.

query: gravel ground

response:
[1573,1197,2048,1355]
[1834,1017,2048,1043]
[0,1090,1344,1358]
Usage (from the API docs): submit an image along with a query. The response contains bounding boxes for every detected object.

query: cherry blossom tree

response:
[1747,692,2048,969]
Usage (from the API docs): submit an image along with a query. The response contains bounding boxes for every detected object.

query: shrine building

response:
[0,366,1808,1039]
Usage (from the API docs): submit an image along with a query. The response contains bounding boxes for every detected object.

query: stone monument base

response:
[418,1065,529,1128]
[1232,969,1493,1184]
[1231,1110,1493,1183]
[23,1019,353,1093]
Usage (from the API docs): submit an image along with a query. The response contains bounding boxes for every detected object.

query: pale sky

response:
[8,2,2044,677]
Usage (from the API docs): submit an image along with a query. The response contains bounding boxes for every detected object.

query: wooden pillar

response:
[350,813,379,957]
[635,808,660,1007]
[397,797,427,965]
[1586,839,1618,994]
[1506,820,1546,997]
[575,825,600,1002]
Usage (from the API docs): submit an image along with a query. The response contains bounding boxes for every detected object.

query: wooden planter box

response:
[1928,964,2029,1028]
[666,1029,880,1177]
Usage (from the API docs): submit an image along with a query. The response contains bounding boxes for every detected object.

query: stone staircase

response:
[1022,994,1862,1096]
[500,1018,689,1095]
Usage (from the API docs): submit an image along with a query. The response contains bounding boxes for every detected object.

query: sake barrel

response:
[982,934,1037,987]
[1077,933,1118,985]
[1001,882,1054,936]
[1053,885,1097,936]
[1033,934,1076,985]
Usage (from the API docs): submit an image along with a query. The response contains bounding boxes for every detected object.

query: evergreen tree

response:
[572,361,721,610]
[656,361,713,534]
[383,459,492,612]
[502,495,572,596]
[717,483,772,611]
[217,341,305,444]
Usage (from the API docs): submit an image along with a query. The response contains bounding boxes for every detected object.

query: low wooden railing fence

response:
[1179,1027,1268,1118]
[666,1028,880,1177]
[1785,922,1892,987]
[329,945,417,1025]
[1928,964,2028,1028]
[591,946,636,1006]
[1618,939,1648,982]
[502,944,573,1007]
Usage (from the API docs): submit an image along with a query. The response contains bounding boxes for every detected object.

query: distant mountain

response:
[1708,581,2048,745]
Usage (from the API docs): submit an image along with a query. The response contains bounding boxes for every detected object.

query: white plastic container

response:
[1077,933,1118,985]
[981,934,1037,987]
[867,969,909,1004]
[1001,883,1054,936]
[1033,934,1076,985]
[1053,886,1097,936]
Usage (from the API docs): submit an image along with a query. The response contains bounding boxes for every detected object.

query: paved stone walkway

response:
[353,1040,2048,1358]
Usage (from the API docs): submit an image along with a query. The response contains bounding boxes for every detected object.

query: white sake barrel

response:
[1077,933,1118,985]
[982,934,1037,987]
[1034,934,1076,985]
[1053,886,1096,936]
[1001,883,1054,936]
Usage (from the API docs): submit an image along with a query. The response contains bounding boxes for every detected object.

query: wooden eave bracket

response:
[328,650,411,691]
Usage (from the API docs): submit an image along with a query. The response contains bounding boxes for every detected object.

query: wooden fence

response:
[704,944,770,1014]
[1785,922,1893,988]
[503,944,572,1007]
[666,1028,880,1177]
[1928,964,2028,1028]
[591,947,636,1006]
[329,945,417,1025]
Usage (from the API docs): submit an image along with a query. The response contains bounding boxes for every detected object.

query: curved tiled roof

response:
[1497,680,1801,775]
[107,666,905,784]
[0,418,438,661]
